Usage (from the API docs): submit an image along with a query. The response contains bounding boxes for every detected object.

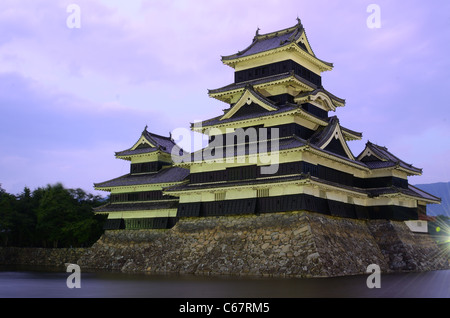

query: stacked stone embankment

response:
[0,247,86,268]
[77,211,449,277]
[1,212,446,277]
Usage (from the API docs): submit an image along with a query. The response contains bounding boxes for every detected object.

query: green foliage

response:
[0,183,107,248]
[0,188,17,247]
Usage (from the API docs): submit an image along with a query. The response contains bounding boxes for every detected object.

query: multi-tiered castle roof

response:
[95,20,440,230]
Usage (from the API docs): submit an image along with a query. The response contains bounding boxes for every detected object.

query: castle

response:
[94,19,440,232]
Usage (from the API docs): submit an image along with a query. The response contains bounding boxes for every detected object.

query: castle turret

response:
[94,127,189,230]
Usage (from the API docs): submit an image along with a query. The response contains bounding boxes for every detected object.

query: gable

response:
[131,135,156,151]
[135,142,152,150]
[324,137,350,158]
[318,122,355,160]
[220,88,278,121]
[231,101,272,118]
[360,153,383,163]
[295,90,345,112]
[296,30,315,57]
[357,145,385,162]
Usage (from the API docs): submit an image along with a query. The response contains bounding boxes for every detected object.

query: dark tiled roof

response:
[165,172,440,204]
[316,177,440,203]
[367,185,440,203]
[308,177,439,203]
[309,116,340,148]
[165,173,310,192]
[181,128,369,170]
[308,116,360,150]
[116,129,180,157]
[94,167,190,189]
[301,116,361,161]
[199,104,298,128]
[203,84,337,128]
[226,28,300,60]
[145,131,178,153]
[181,136,306,163]
[244,86,280,110]
[341,126,363,140]
[363,161,397,169]
[208,71,317,95]
[301,136,367,169]
[116,147,160,157]
[94,201,178,213]
[295,88,346,106]
[407,185,441,203]
[221,20,333,67]
[360,142,422,174]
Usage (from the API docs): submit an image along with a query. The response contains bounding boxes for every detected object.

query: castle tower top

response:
[221,19,333,75]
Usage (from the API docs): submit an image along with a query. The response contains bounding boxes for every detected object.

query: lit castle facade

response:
[95,20,440,230]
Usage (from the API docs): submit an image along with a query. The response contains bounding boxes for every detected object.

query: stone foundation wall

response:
[78,212,449,278]
[368,220,448,272]
[0,247,86,268]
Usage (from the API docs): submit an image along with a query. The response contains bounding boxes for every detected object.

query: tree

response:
[62,187,106,247]
[35,183,106,248]
[0,183,106,248]
[14,187,38,246]
[0,187,16,246]
[35,183,71,247]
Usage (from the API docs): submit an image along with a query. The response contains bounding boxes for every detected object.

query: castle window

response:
[215,192,226,201]
[257,188,269,198]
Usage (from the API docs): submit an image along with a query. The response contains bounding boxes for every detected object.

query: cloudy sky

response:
[1,0,449,195]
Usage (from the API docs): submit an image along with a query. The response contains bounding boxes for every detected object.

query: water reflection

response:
[0,267,448,298]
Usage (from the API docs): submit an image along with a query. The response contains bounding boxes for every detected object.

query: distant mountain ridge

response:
[414,182,450,217]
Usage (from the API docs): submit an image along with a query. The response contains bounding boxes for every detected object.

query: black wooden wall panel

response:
[234,59,322,87]
[111,191,175,203]
[103,218,125,230]
[177,194,419,222]
[177,203,201,217]
[131,161,170,174]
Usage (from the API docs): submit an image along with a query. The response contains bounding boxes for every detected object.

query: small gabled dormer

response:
[114,126,181,174]
[220,86,278,121]
[309,117,356,160]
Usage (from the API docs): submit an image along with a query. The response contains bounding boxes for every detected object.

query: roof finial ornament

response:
[144,124,148,132]
[255,27,260,36]
[296,16,302,26]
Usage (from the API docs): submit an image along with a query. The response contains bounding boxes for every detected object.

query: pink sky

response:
[1,0,449,195]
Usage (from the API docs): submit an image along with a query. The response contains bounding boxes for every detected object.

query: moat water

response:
[0,266,448,299]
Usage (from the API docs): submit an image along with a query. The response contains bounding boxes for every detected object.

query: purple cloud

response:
[1,0,449,194]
